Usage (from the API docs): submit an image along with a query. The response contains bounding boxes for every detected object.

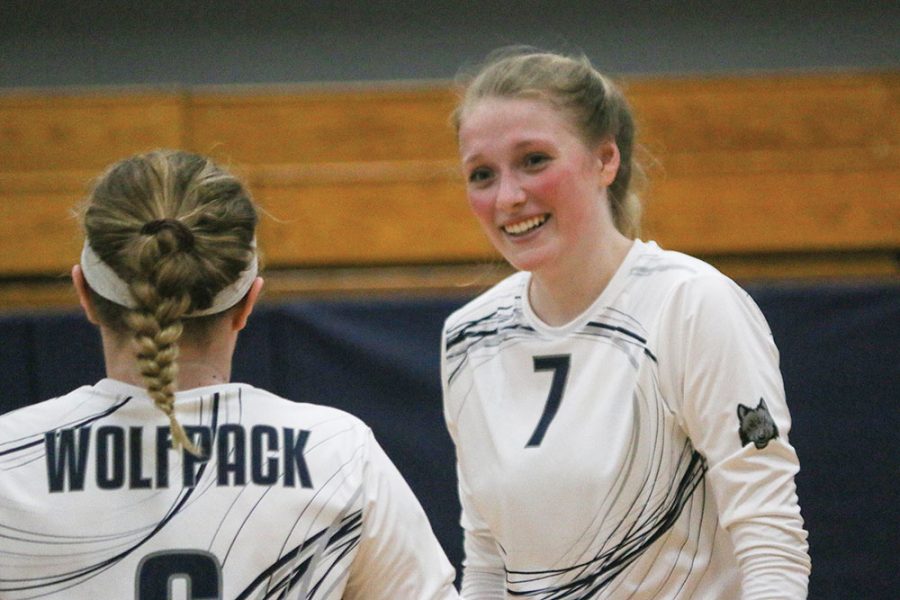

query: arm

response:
[457,466,506,600]
[343,431,458,600]
[659,275,811,598]
[441,326,505,600]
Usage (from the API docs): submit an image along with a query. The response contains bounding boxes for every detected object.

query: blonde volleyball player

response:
[441,48,810,598]
[0,150,458,599]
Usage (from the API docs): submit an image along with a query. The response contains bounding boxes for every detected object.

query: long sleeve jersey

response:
[0,379,458,599]
[441,240,810,599]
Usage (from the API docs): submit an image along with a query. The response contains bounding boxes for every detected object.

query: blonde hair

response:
[453,47,643,238]
[82,150,258,454]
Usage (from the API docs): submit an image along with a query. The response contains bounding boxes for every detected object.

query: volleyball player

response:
[0,150,458,599]
[441,48,810,598]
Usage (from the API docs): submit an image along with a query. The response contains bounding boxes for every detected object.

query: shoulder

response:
[632,251,773,349]
[612,241,731,321]
[1,384,99,420]
[220,385,378,470]
[443,271,527,332]
[237,384,372,432]
[630,241,745,303]
[624,242,770,334]
[630,241,722,287]
[0,385,101,442]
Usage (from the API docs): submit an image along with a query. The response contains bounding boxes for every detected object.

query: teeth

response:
[503,215,547,235]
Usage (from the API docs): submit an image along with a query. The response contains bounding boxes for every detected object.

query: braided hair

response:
[82,150,258,454]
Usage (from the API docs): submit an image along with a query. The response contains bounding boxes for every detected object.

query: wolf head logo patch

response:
[737,397,779,449]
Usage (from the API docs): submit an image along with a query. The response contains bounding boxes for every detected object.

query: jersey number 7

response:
[526,355,571,448]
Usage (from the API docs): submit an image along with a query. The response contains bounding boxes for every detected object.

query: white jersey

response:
[441,240,810,599]
[0,379,458,599]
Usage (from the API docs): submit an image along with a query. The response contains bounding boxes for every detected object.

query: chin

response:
[502,247,555,274]
[489,229,562,272]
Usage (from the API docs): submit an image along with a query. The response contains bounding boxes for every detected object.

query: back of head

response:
[81,149,258,452]
[453,47,643,238]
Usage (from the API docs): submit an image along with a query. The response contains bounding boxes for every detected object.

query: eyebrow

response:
[461,153,484,167]
[462,138,553,166]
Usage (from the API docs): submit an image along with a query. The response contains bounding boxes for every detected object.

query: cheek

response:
[466,191,495,226]
[529,167,579,209]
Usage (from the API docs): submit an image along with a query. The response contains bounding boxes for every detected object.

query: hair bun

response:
[140,218,195,250]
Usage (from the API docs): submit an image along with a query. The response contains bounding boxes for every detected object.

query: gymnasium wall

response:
[1,71,898,311]
[2,1,897,311]
[1,283,898,598]
[1,2,898,598]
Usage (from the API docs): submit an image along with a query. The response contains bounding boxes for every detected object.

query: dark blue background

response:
[2,280,898,598]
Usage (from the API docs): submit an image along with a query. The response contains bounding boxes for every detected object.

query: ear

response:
[71,265,100,325]
[594,138,620,188]
[231,277,264,332]
[736,404,750,419]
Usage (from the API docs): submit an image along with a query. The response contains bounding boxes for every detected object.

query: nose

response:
[495,172,526,211]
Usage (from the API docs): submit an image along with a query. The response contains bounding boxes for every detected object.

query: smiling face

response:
[459,96,620,277]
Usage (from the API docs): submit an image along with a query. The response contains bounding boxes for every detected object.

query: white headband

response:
[80,241,258,317]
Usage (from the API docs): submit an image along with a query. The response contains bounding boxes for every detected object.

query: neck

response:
[529,234,634,327]
[100,323,236,391]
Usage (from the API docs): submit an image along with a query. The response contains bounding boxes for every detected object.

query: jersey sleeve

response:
[441,325,506,600]
[456,466,506,599]
[343,430,458,600]
[657,274,811,598]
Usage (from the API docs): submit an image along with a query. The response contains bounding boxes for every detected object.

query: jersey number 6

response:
[526,355,571,448]
[136,550,222,599]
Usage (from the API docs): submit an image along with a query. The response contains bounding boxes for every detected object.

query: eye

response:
[523,153,550,169]
[467,167,493,185]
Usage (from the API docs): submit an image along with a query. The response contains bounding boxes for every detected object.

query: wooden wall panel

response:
[0,186,83,275]
[0,91,187,280]
[251,167,493,266]
[0,92,186,172]
[0,72,896,310]
[626,73,898,157]
[644,169,899,254]
[0,170,94,276]
[630,73,899,258]
[188,87,459,165]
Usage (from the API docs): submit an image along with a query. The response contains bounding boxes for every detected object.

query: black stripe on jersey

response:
[445,313,656,389]
[505,445,708,599]
[445,303,535,352]
[445,301,537,383]
[0,395,133,458]
[584,321,657,363]
[0,393,221,595]
[234,510,363,599]
[585,321,647,344]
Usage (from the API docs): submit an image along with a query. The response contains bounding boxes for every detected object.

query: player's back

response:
[0,378,454,599]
